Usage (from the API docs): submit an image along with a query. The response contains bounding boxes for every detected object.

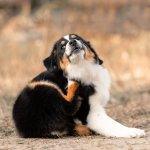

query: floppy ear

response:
[96,56,103,65]
[86,41,103,65]
[43,43,58,71]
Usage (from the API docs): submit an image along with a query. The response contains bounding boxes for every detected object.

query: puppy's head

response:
[44,34,103,72]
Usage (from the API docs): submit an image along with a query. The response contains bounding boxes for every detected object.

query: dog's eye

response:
[61,45,66,49]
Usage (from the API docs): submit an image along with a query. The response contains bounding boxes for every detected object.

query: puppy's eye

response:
[61,45,66,49]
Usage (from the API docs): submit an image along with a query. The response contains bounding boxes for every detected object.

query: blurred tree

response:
[0,0,60,14]
[31,0,56,9]
[0,0,31,15]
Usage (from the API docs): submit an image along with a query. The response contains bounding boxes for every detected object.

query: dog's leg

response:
[63,80,79,102]
[87,104,145,138]
[87,90,145,138]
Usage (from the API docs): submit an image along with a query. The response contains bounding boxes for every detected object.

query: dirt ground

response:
[0,86,150,150]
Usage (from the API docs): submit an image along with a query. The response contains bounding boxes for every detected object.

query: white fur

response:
[51,131,67,136]
[68,80,74,86]
[64,37,83,58]
[87,108,145,138]
[63,35,70,41]
[66,55,145,138]
[63,35,71,56]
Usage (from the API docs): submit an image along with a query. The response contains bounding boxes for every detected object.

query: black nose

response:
[69,39,76,46]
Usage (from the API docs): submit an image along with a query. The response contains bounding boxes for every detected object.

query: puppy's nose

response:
[69,39,76,46]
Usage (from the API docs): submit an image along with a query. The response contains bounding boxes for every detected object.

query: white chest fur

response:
[67,61,111,87]
[66,60,145,138]
[67,60,111,106]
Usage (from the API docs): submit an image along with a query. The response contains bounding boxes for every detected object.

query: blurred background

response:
[0,0,150,136]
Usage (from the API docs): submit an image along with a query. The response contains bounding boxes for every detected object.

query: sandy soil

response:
[0,87,150,150]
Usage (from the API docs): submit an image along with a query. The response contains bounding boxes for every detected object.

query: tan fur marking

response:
[28,80,79,102]
[28,81,56,89]
[71,34,76,38]
[61,40,66,45]
[84,47,95,62]
[74,124,91,136]
[64,82,79,102]
[28,81,65,96]
[60,54,69,71]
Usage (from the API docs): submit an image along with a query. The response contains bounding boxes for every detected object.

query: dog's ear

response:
[43,43,58,71]
[96,56,103,65]
[86,41,103,65]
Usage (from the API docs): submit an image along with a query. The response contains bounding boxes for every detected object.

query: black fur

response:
[42,34,98,125]
[32,69,95,125]
[13,69,80,138]
[32,70,95,125]
[75,85,95,124]
[13,34,99,138]
[32,70,67,94]
[43,44,58,71]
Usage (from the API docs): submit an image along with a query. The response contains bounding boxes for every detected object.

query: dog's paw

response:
[122,128,145,138]
[107,127,145,138]
[87,113,146,138]
[74,124,92,136]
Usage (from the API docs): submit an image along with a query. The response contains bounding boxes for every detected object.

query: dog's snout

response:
[69,39,76,46]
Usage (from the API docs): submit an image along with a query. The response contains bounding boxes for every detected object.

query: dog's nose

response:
[69,39,76,46]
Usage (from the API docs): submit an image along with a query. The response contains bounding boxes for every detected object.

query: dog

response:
[12,51,91,137]
[13,33,145,138]
[43,34,145,138]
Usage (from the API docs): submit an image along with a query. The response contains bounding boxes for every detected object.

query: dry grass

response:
[0,28,150,94]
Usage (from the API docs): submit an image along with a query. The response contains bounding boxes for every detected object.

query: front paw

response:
[119,128,145,138]
[105,127,145,138]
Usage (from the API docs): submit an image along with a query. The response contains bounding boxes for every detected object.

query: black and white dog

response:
[49,34,145,138]
[13,34,145,138]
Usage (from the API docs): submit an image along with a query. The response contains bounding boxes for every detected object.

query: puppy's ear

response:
[96,56,103,65]
[86,41,103,65]
[43,43,58,71]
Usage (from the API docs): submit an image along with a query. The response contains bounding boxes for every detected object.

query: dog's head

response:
[44,34,103,72]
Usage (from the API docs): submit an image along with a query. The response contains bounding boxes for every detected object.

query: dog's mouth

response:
[68,46,83,57]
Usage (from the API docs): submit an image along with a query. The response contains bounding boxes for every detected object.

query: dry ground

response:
[0,85,150,150]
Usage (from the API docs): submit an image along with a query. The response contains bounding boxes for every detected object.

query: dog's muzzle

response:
[68,40,82,57]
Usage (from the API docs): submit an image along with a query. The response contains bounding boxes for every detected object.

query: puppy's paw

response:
[121,128,145,138]
[106,127,145,138]
[74,124,92,136]
[87,113,146,138]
